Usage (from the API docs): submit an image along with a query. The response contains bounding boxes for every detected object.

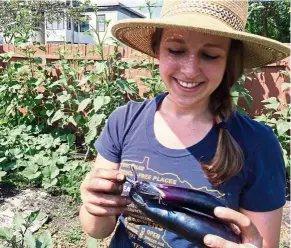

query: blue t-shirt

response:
[94,94,286,248]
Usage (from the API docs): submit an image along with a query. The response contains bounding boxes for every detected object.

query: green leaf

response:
[50,165,60,179]
[0,171,7,181]
[51,110,64,123]
[24,230,36,248]
[36,230,53,248]
[276,119,290,136]
[57,144,69,155]
[87,114,105,129]
[261,97,278,104]
[33,57,43,64]
[67,134,76,147]
[35,94,44,100]
[93,97,104,112]
[27,210,41,226]
[39,46,47,52]
[0,227,13,241]
[67,116,77,126]
[78,99,91,112]
[21,164,40,180]
[264,103,280,111]
[13,212,25,231]
[281,83,290,92]
[86,236,98,248]
[85,128,97,144]
[42,164,59,179]
[58,94,70,103]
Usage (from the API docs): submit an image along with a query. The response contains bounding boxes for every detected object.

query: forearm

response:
[79,205,117,239]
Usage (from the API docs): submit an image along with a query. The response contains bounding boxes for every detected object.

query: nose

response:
[180,54,202,79]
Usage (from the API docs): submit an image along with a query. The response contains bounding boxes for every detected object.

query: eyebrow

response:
[165,38,226,50]
[164,38,186,44]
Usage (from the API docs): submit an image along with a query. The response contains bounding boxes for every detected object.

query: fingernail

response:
[117,174,125,181]
[204,235,214,247]
[214,206,224,215]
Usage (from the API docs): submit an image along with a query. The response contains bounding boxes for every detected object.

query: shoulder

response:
[227,111,279,153]
[108,94,164,130]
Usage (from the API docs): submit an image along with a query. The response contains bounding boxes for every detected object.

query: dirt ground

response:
[0,184,290,248]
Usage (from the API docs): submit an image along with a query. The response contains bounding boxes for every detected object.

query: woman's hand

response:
[203,207,263,248]
[80,168,132,217]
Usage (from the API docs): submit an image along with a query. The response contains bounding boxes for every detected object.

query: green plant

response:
[66,226,84,244]
[254,95,290,176]
[0,210,53,248]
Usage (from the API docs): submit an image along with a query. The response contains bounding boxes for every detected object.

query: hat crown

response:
[161,0,249,31]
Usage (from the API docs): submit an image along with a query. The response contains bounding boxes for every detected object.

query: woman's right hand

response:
[80,168,132,217]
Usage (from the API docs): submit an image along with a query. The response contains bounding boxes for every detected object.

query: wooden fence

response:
[0,43,290,117]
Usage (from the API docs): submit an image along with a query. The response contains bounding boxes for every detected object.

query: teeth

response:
[177,80,201,88]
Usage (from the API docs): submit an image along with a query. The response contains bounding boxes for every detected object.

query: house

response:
[44,0,145,44]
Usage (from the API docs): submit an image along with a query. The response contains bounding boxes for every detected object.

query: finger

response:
[214,207,261,243]
[230,223,241,236]
[84,202,127,217]
[204,234,239,248]
[91,168,126,182]
[87,177,123,194]
[87,192,132,207]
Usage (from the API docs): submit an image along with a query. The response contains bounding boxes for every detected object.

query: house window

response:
[46,13,65,30]
[67,19,71,30]
[79,15,89,32]
[97,15,105,32]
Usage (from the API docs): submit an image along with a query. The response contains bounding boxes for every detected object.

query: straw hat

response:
[111,0,290,68]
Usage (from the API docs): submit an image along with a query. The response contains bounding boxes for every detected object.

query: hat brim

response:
[111,14,290,68]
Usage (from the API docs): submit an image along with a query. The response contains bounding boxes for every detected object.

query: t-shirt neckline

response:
[146,93,217,157]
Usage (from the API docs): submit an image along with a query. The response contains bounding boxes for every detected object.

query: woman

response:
[79,0,290,247]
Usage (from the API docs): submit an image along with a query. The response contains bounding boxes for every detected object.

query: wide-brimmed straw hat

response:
[111,0,290,68]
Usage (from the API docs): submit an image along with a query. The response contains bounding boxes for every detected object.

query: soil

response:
[0,183,290,248]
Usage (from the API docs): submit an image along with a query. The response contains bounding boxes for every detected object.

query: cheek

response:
[159,55,179,78]
[202,62,226,83]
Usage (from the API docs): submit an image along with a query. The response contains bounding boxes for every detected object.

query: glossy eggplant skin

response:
[129,189,241,247]
[135,181,227,218]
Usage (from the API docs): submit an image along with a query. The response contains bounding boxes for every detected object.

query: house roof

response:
[93,1,145,18]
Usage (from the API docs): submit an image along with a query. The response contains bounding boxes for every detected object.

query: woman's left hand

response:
[203,207,263,248]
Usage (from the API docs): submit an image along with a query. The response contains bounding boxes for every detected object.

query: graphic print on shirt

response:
[119,156,225,248]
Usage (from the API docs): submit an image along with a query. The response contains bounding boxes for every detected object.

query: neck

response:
[159,94,212,122]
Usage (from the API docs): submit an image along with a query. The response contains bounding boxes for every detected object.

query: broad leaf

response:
[51,110,64,123]
[276,119,290,136]
[24,231,36,248]
[0,227,13,241]
[78,99,91,112]
[36,230,53,248]
[27,211,40,226]
[86,236,98,248]
[281,83,290,92]
[13,212,25,231]
[0,171,7,181]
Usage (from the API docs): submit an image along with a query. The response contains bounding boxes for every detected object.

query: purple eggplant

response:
[130,189,241,246]
[133,181,227,218]
[126,172,241,246]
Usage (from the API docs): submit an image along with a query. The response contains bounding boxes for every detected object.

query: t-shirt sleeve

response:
[240,127,286,211]
[94,106,125,163]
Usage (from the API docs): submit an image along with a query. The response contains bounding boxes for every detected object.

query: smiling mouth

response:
[176,79,204,89]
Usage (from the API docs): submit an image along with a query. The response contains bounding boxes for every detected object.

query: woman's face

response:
[157,29,231,108]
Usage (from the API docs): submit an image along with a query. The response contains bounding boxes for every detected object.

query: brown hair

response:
[151,28,244,186]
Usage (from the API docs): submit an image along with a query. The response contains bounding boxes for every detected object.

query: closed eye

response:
[202,53,220,60]
[168,48,185,55]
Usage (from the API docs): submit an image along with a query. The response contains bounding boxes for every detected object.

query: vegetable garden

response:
[0,1,290,247]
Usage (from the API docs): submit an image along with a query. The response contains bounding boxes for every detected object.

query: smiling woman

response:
[79,1,290,248]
